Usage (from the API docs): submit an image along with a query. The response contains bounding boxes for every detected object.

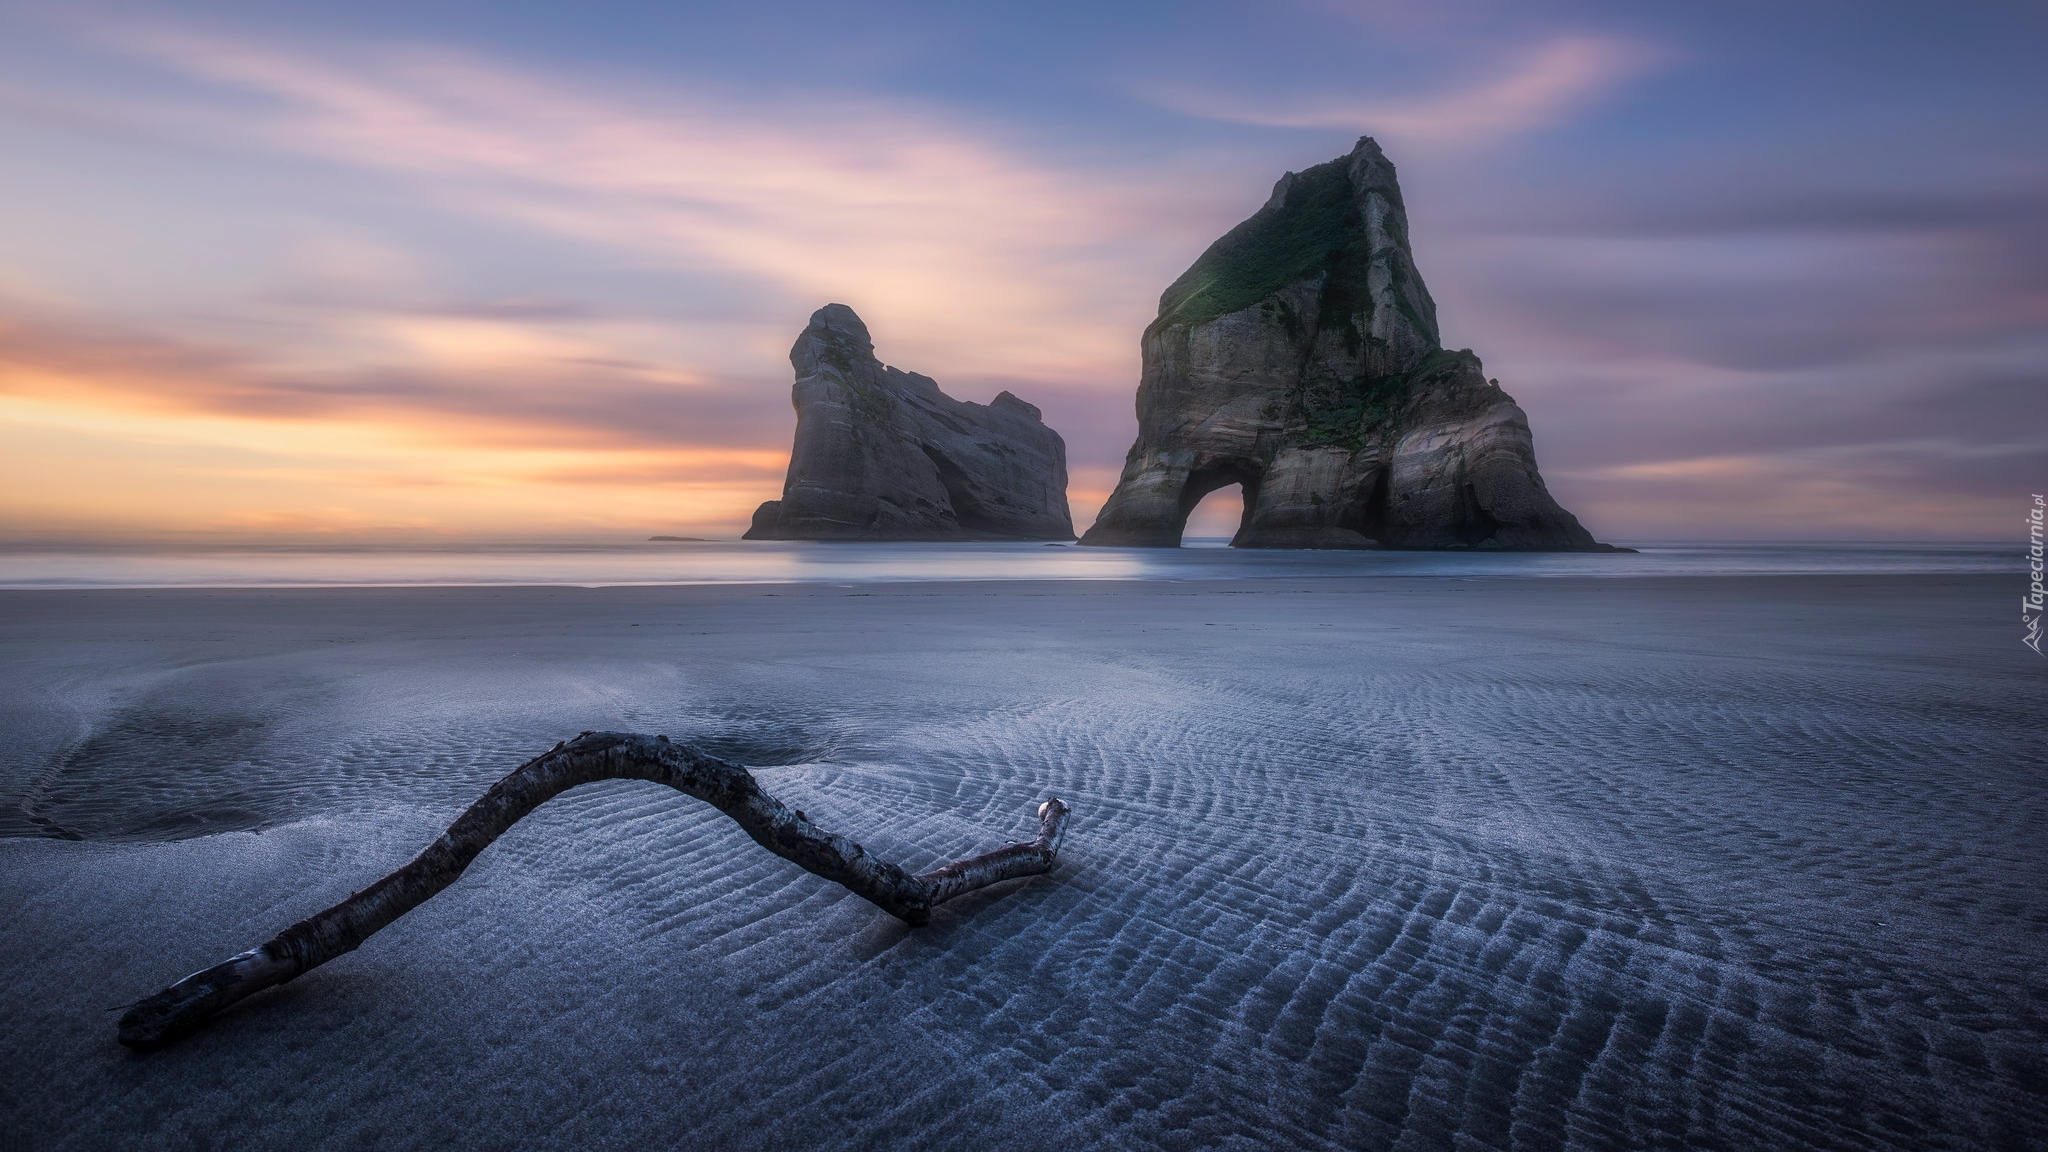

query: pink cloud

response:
[1140,35,1665,150]
[90,26,1188,386]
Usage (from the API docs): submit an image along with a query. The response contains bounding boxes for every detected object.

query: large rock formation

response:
[1081,137,1615,551]
[746,305,1074,541]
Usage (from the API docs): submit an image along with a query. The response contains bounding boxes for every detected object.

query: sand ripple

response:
[0,579,2042,1149]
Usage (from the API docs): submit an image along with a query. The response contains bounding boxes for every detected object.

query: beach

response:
[2,573,2043,1149]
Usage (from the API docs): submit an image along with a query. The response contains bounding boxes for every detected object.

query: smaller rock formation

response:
[746,305,1074,541]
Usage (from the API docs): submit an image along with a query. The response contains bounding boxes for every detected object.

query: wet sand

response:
[1,575,2043,1149]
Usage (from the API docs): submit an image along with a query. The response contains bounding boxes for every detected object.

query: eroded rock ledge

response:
[1080,137,1619,551]
[746,305,1074,541]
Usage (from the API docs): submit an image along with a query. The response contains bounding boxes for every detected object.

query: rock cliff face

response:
[746,305,1074,541]
[1080,137,1615,551]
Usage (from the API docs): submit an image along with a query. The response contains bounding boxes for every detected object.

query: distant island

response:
[647,536,711,542]
[744,305,1074,542]
[1082,136,1619,551]
[744,141,1617,551]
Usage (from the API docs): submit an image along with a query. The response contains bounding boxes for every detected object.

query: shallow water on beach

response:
[0,538,2017,587]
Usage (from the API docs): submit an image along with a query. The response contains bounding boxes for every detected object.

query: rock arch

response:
[1080,138,1617,552]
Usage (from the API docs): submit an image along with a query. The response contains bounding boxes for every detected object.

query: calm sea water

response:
[0,540,2016,588]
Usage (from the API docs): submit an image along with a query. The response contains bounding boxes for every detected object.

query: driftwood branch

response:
[117,731,1071,1049]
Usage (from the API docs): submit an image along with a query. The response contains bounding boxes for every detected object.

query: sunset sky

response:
[1,0,2041,543]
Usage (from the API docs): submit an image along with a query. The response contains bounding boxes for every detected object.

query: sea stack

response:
[745,305,1074,541]
[1081,137,1616,550]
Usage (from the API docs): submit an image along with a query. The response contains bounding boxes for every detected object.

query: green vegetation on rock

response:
[1295,372,1408,452]
[1154,162,1358,334]
[1150,156,1431,347]
[1293,350,1466,453]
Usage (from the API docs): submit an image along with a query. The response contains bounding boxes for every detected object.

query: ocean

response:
[0,538,2018,588]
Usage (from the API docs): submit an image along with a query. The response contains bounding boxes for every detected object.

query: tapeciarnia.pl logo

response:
[2027,494,2045,656]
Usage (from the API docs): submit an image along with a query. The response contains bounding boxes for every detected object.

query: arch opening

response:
[1176,465,1262,547]
[1180,485,1244,547]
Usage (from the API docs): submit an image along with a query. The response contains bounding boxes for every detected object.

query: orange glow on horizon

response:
[0,319,1124,541]
[0,374,789,540]
[2,22,2021,546]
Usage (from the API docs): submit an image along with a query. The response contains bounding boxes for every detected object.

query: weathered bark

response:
[117,731,1072,1050]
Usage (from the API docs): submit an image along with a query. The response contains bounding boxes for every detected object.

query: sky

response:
[0,0,2042,544]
